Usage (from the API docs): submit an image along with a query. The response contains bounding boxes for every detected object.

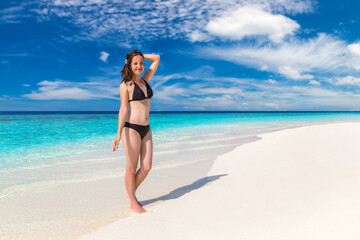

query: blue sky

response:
[1,0,360,111]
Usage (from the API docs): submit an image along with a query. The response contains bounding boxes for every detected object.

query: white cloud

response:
[248,81,360,110]
[278,66,313,80]
[22,79,118,100]
[293,87,341,97]
[100,51,109,63]
[267,79,277,84]
[206,6,300,43]
[348,42,360,55]
[264,102,280,108]
[22,84,30,87]
[0,6,26,14]
[309,80,320,86]
[25,87,92,100]
[200,33,351,80]
[152,65,248,90]
[0,2,31,24]
[154,84,189,101]
[154,78,360,110]
[332,76,360,86]
[266,0,314,14]
[185,95,238,109]
[348,42,360,70]
[7,0,311,45]
[199,87,245,96]
[152,68,248,109]
[189,30,212,43]
[150,66,360,110]
[51,0,106,6]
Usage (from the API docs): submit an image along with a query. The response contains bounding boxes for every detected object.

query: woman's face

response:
[130,55,144,75]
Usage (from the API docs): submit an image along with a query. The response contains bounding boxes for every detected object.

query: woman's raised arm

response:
[143,54,160,82]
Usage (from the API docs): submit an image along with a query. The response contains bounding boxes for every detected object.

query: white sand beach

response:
[78,122,360,240]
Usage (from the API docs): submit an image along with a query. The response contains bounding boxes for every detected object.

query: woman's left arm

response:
[143,54,160,83]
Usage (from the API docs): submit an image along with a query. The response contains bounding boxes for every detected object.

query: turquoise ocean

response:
[1,111,360,198]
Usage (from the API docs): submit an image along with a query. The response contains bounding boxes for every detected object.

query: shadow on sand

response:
[140,174,228,207]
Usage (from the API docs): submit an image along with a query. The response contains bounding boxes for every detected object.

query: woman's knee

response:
[143,163,152,173]
[126,166,137,175]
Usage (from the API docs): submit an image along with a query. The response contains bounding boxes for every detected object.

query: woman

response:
[112,50,160,213]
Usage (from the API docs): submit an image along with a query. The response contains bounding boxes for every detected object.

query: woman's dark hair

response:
[121,49,144,84]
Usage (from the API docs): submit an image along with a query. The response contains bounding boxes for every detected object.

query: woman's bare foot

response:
[130,202,147,214]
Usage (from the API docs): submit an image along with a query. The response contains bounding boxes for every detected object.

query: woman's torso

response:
[126,79,152,125]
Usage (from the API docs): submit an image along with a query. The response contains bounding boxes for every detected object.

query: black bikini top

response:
[128,78,153,102]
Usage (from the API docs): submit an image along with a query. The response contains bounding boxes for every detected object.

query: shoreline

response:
[0,133,260,240]
[78,122,360,240]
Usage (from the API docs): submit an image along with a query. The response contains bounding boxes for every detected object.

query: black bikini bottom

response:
[124,121,150,139]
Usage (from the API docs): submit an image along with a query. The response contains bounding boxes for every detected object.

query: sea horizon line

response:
[1,110,360,115]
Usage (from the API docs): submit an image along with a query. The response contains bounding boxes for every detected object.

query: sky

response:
[1,0,360,111]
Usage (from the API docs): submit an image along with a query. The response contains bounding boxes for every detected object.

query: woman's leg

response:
[135,129,153,191]
[122,127,146,213]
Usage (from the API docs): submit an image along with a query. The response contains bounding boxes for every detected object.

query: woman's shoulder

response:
[120,80,134,88]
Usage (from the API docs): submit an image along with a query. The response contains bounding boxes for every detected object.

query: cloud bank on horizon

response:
[1,0,360,111]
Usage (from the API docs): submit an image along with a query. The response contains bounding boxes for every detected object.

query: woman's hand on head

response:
[112,135,121,152]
